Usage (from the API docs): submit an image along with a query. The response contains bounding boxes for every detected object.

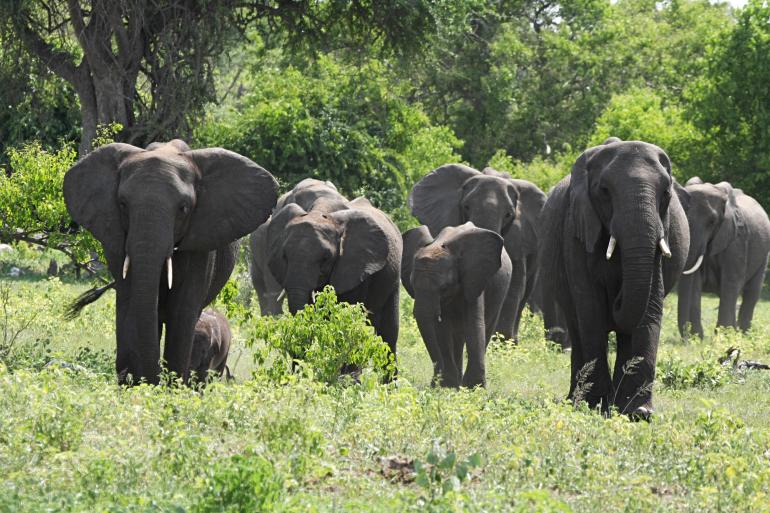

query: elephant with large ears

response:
[190,309,232,382]
[675,178,770,338]
[538,138,689,419]
[402,223,512,387]
[250,179,349,316]
[64,140,277,384]
[266,196,402,360]
[409,165,546,341]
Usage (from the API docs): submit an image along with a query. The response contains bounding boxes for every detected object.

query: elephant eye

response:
[505,211,513,218]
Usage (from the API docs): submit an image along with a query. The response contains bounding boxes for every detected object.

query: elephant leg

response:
[717,275,741,329]
[738,264,766,331]
[462,295,487,388]
[496,257,526,341]
[374,289,400,380]
[689,275,704,339]
[612,323,660,417]
[436,317,461,387]
[568,309,611,411]
[164,253,212,382]
[452,327,464,384]
[677,276,693,339]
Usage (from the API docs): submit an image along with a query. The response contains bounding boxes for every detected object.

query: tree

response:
[2,1,436,155]
[687,0,770,206]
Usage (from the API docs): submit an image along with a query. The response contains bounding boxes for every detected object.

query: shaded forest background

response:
[1,0,768,247]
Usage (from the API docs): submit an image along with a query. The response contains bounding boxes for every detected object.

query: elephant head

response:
[276,178,348,213]
[267,203,389,312]
[409,164,544,260]
[676,180,746,275]
[569,139,683,331]
[405,222,505,320]
[63,140,277,381]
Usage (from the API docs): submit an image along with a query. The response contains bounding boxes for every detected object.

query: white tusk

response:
[122,255,130,279]
[437,315,442,323]
[606,236,617,260]
[659,238,672,258]
[166,257,173,289]
[682,254,704,275]
[277,289,286,302]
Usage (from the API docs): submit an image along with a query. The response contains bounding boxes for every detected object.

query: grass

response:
[1,245,770,512]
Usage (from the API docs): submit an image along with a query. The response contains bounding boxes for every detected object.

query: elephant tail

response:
[64,281,116,320]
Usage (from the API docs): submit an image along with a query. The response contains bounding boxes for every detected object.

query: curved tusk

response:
[606,236,617,260]
[437,315,442,323]
[682,254,704,275]
[276,289,286,303]
[122,255,130,279]
[659,238,672,258]
[166,257,173,289]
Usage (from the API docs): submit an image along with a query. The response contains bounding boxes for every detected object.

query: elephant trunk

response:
[286,287,312,314]
[119,211,174,384]
[413,287,445,382]
[612,198,661,332]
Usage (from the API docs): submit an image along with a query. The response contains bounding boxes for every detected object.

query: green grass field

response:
[1,247,770,512]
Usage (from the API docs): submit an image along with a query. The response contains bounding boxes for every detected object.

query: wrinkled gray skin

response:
[190,309,232,381]
[249,179,349,315]
[402,223,512,387]
[64,140,277,384]
[675,178,770,338]
[410,165,546,341]
[267,196,402,359]
[528,275,570,349]
[539,138,689,418]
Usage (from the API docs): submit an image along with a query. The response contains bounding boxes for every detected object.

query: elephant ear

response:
[409,164,479,236]
[329,209,389,294]
[401,225,433,298]
[178,149,278,252]
[266,203,307,285]
[63,143,145,257]
[673,180,691,212]
[711,182,746,255]
[569,149,603,252]
[455,224,504,301]
[508,179,546,259]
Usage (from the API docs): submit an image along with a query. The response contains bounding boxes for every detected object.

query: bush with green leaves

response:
[246,286,395,384]
[195,54,461,226]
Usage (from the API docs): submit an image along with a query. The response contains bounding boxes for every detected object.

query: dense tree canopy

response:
[4,0,770,265]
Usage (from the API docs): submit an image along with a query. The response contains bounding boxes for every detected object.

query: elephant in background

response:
[675,178,770,337]
[409,165,546,342]
[64,140,277,384]
[250,178,349,316]
[539,138,689,418]
[267,196,402,359]
[190,309,232,381]
[402,223,512,387]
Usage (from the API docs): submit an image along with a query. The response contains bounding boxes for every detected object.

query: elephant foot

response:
[628,406,654,422]
[460,374,486,389]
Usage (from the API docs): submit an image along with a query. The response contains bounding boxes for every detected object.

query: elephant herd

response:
[63,137,770,418]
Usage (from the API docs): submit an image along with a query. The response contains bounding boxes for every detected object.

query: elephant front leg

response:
[461,296,487,388]
[677,276,693,339]
[496,257,526,341]
[612,323,660,419]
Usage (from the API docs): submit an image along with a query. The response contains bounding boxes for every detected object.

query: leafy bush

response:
[195,54,461,223]
[658,355,730,390]
[194,452,284,513]
[486,150,571,193]
[246,286,395,384]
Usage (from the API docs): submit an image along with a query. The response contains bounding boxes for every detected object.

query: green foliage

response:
[413,440,482,506]
[487,150,572,192]
[590,87,706,181]
[658,355,731,390]
[687,0,770,206]
[246,286,395,384]
[195,54,461,220]
[194,452,284,513]
[0,141,101,268]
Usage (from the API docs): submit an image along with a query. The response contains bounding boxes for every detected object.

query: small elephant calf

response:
[190,309,232,381]
[402,222,512,388]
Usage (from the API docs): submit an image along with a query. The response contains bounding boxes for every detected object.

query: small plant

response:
[0,282,37,363]
[658,355,731,390]
[246,286,395,384]
[414,440,481,503]
[571,359,596,407]
[194,452,284,513]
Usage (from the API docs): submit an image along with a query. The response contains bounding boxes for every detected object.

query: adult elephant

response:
[64,140,277,384]
[402,223,512,387]
[409,165,546,341]
[249,178,349,316]
[675,178,770,337]
[539,139,689,419]
[266,196,402,358]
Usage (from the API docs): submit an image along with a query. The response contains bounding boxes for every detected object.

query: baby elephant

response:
[190,309,232,381]
[402,222,512,388]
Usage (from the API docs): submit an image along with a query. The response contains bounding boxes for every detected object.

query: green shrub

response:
[194,452,284,513]
[658,355,730,390]
[246,286,395,384]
